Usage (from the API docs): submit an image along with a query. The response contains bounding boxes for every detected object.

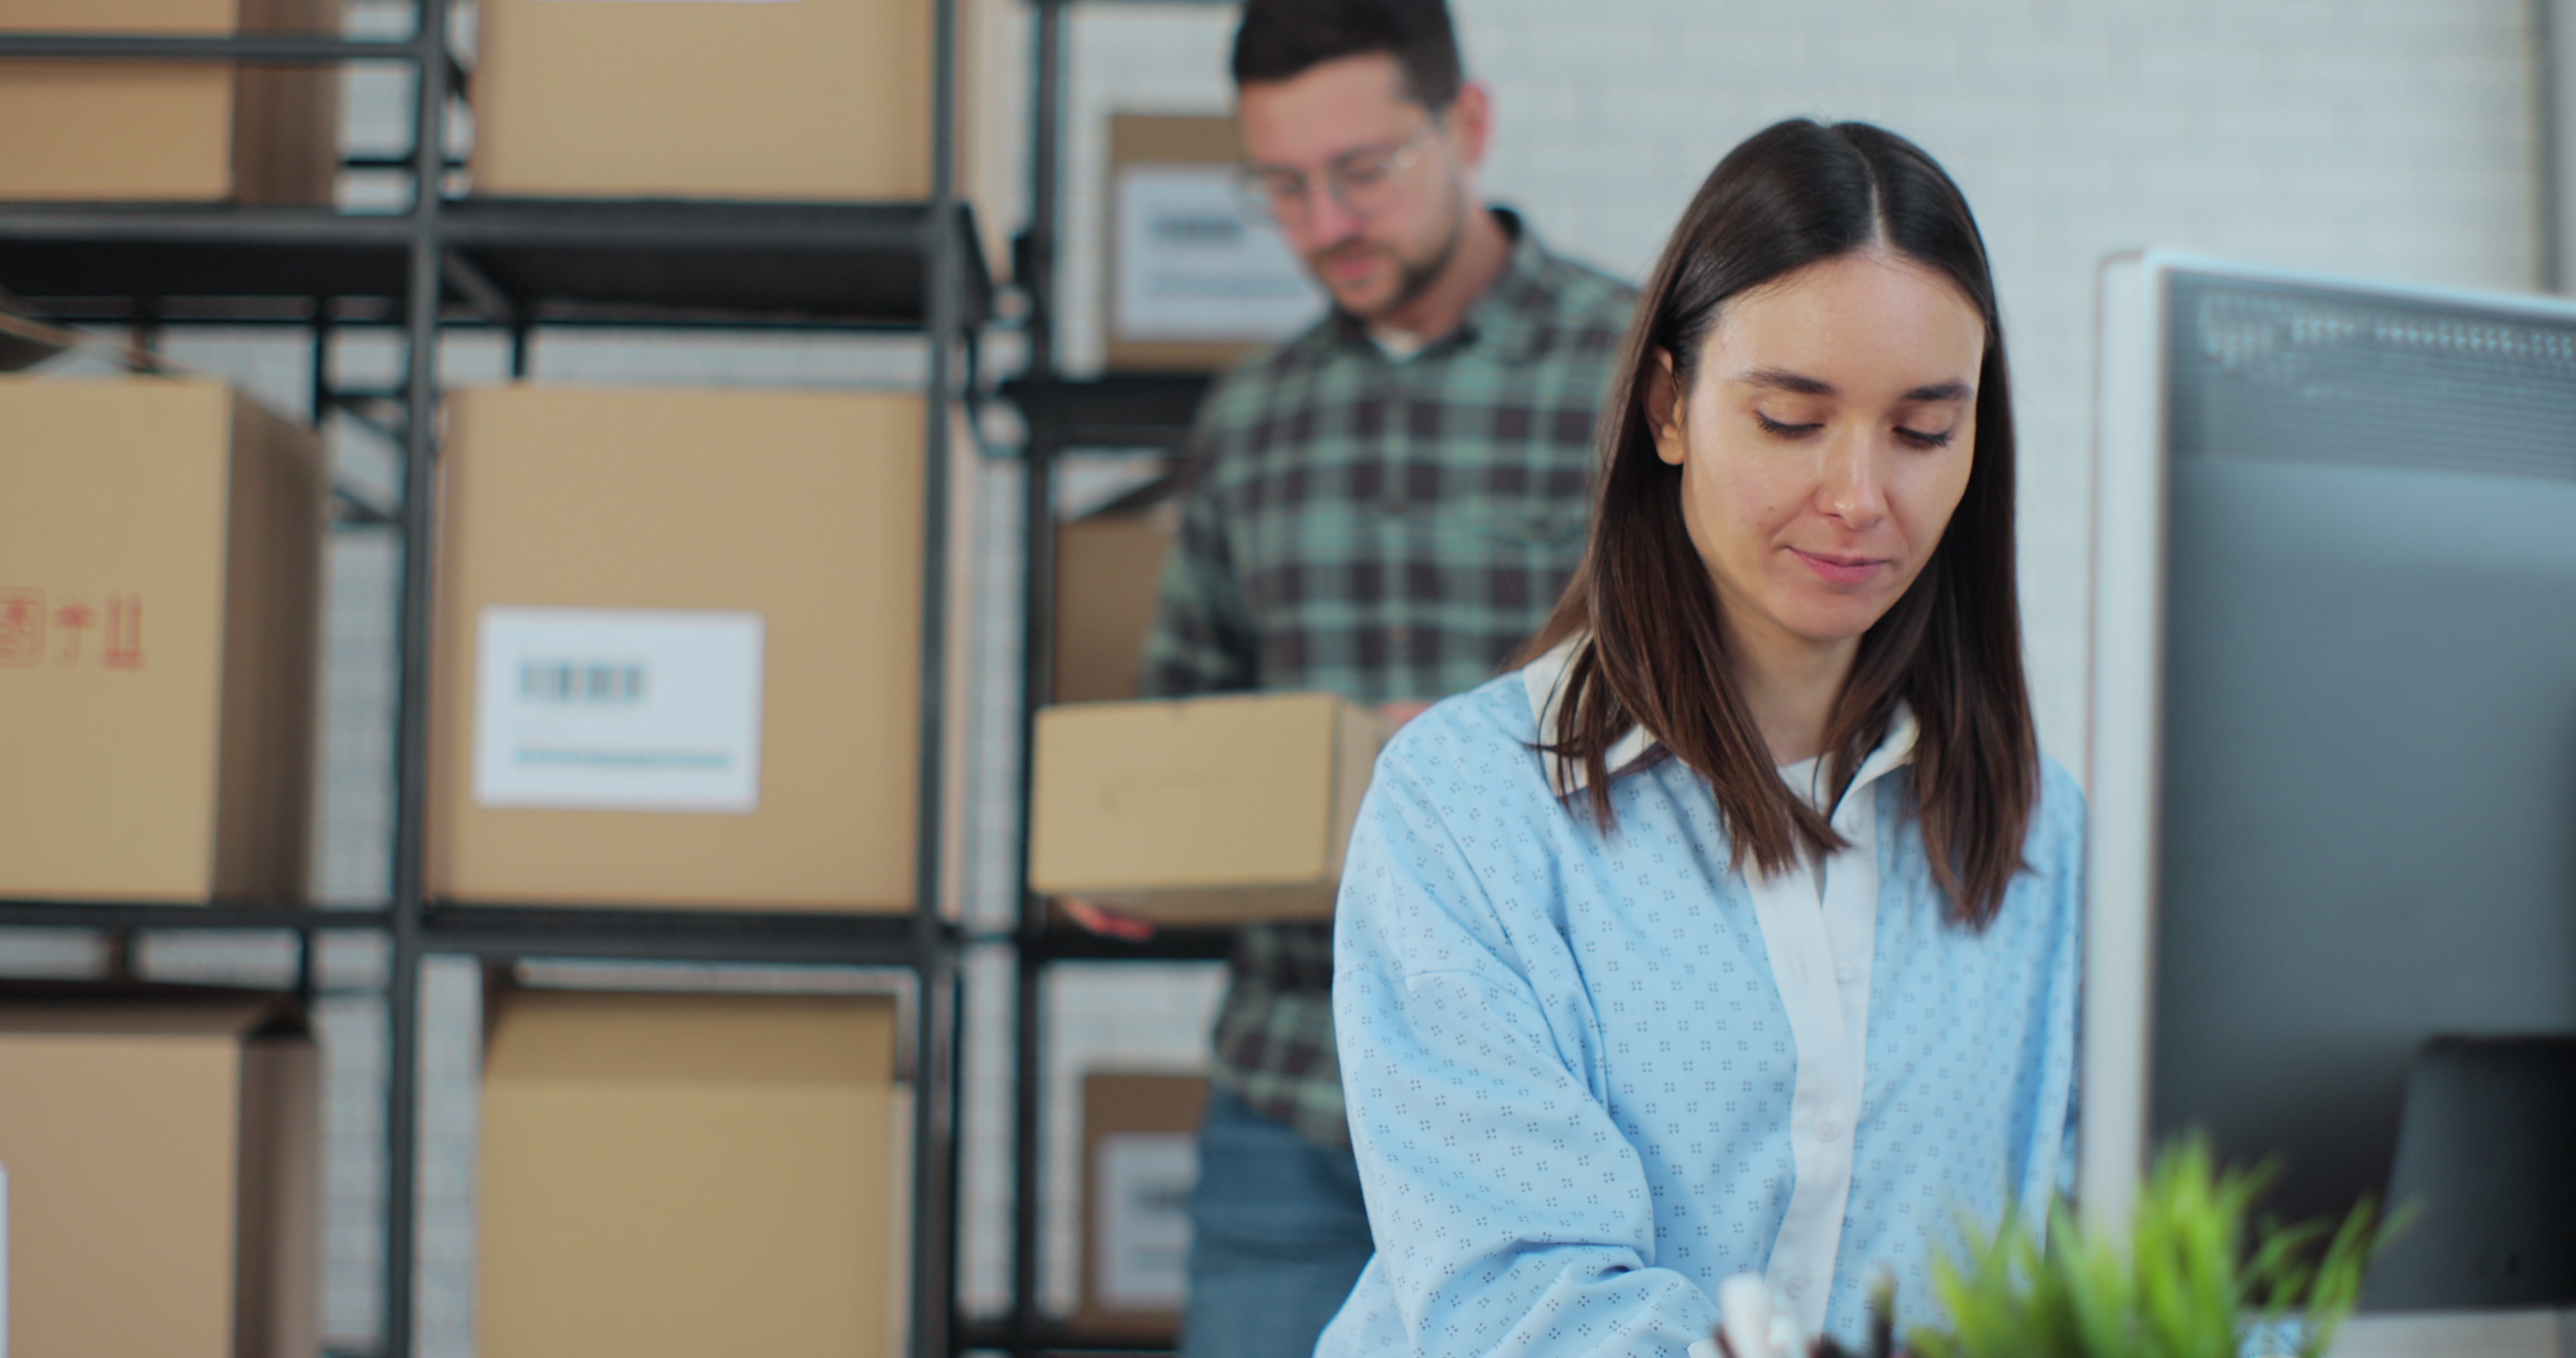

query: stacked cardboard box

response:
[428,385,927,911]
[1053,506,1173,705]
[0,376,325,903]
[0,0,339,204]
[470,0,936,202]
[1078,1072,1209,1340]
[0,989,320,1358]
[479,987,913,1358]
[1107,114,1326,372]
[1029,692,1385,924]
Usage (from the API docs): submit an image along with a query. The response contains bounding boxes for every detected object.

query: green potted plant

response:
[1713,1139,2393,1358]
[1909,1138,2390,1358]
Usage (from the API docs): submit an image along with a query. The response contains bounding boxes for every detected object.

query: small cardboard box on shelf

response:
[1028,692,1385,924]
[478,986,913,1358]
[0,988,320,1358]
[1106,114,1326,373]
[428,384,928,912]
[0,375,325,904]
[0,0,339,204]
[1077,1071,1209,1340]
[1053,504,1174,705]
[469,0,935,202]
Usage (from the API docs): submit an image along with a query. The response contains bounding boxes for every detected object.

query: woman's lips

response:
[1790,548,1885,585]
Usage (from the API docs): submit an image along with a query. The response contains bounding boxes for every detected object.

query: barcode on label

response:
[520,660,648,705]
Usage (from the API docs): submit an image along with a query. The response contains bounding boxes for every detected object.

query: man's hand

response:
[1062,898,1157,941]
[1382,700,1433,729]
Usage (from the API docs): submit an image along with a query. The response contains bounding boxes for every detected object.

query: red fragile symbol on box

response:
[51,595,94,668]
[0,588,40,666]
[103,595,145,670]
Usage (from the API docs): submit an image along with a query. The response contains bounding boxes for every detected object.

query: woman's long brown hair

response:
[1522,119,2037,927]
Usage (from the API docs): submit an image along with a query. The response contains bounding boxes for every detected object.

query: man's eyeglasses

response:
[1232,121,1440,226]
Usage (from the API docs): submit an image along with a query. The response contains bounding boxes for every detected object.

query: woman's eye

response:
[1895,426,1958,450]
[1753,411,1821,438]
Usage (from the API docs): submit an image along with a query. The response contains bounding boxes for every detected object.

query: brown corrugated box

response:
[1028,692,1385,923]
[0,989,320,1358]
[0,0,338,204]
[479,987,913,1358]
[1076,1072,1207,1339]
[470,0,939,201]
[428,384,928,911]
[0,376,325,903]
[1108,115,1270,373]
[1053,506,1174,705]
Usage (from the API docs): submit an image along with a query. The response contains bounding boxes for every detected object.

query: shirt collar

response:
[1314,207,1565,365]
[1522,634,1919,807]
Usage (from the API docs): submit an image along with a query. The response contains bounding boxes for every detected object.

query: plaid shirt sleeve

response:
[1140,431,1260,698]
[1136,216,1638,1148]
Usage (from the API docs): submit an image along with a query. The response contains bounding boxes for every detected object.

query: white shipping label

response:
[473,607,764,814]
[1113,164,1326,344]
[1094,1132,1197,1311]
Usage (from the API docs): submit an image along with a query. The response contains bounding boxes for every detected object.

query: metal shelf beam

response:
[0,33,418,62]
[421,906,946,968]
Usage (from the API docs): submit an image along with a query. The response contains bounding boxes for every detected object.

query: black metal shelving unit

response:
[982,3,1225,1354]
[0,4,982,1355]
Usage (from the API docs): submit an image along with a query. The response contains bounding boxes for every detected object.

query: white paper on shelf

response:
[1094,1132,1197,1310]
[472,607,765,814]
[1113,163,1326,343]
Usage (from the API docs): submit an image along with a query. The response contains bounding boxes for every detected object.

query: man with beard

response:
[1065,3,1635,1355]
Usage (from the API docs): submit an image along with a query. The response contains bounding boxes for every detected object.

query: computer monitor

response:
[2082,253,2576,1295]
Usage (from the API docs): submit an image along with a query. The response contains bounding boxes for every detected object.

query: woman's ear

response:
[1645,349,1687,467]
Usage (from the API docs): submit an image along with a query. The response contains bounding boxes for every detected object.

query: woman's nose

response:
[1816,434,1889,528]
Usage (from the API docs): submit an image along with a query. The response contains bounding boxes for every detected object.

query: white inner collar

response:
[1523,634,1918,802]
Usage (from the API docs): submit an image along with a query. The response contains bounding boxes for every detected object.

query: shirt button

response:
[1813,1118,1841,1142]
[1836,962,1857,983]
[1784,1272,1810,1297]
[1391,624,1414,644]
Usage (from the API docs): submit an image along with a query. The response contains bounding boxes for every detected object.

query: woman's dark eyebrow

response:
[1735,367,1835,395]
[1735,368,1973,404]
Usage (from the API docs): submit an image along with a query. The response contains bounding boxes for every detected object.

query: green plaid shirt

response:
[1142,211,1636,1147]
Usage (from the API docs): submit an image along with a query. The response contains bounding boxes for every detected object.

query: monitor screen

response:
[2084,255,2576,1259]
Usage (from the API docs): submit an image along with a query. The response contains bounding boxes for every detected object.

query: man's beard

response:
[1311,187,1469,323]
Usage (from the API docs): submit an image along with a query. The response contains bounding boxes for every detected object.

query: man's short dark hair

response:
[1231,0,1463,109]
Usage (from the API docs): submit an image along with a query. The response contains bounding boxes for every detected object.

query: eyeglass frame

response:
[1231,114,1448,226]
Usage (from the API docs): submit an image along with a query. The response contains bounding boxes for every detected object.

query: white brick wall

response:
[1055,0,2540,766]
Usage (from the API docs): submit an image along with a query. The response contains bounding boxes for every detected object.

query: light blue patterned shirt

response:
[1320,655,2084,1357]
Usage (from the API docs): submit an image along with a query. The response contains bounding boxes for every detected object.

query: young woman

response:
[1315,119,2080,1357]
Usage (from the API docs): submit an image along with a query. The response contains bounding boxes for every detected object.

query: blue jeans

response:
[1180,1089,1375,1358]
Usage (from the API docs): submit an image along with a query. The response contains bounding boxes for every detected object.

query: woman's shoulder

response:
[2020,751,2087,881]
[1377,670,1550,789]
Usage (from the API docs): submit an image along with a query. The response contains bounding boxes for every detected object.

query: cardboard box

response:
[1028,692,1385,923]
[1107,114,1326,372]
[479,988,913,1358]
[1053,507,1172,705]
[0,990,320,1358]
[429,385,928,911]
[0,0,338,204]
[470,0,935,201]
[1077,1072,1208,1339]
[0,376,325,903]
